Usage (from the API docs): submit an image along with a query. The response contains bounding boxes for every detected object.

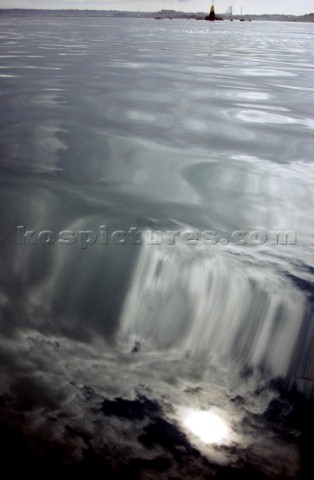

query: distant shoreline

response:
[0,9,314,23]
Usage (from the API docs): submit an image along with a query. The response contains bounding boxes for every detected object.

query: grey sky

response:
[0,1,313,15]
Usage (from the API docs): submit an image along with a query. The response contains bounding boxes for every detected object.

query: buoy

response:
[205,1,216,21]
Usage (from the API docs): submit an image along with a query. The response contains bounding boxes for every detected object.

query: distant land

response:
[0,9,314,22]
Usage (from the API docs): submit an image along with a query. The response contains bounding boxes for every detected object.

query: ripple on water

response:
[239,68,297,77]
[220,89,271,101]
[0,74,19,78]
[230,108,305,125]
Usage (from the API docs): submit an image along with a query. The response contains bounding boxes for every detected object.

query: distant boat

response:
[240,5,245,21]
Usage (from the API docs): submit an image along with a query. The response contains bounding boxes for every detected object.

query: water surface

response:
[1,17,314,478]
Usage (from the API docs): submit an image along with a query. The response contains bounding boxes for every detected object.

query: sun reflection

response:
[181,408,230,444]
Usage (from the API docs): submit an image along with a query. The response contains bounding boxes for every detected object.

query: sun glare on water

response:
[181,408,230,445]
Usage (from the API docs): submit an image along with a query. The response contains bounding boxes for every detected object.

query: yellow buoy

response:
[205,2,216,21]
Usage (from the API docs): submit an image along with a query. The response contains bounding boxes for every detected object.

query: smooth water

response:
[1,17,314,478]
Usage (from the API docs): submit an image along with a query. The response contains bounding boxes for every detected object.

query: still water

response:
[0,17,314,478]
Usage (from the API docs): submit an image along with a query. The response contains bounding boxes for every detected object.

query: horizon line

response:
[0,8,313,17]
